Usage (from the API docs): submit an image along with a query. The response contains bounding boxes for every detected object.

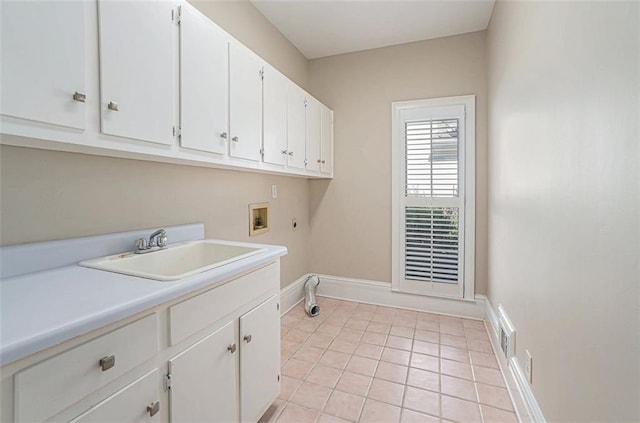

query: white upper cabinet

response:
[229,43,263,161]
[321,105,334,175]
[98,0,177,145]
[262,65,287,166]
[305,96,322,173]
[1,0,333,178]
[0,1,87,130]
[179,4,229,155]
[286,84,307,170]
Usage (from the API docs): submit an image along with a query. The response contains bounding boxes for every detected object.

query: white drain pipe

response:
[304,274,320,317]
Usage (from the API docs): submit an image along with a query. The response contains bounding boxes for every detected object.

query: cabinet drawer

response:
[15,314,158,422]
[70,369,160,423]
[169,262,278,345]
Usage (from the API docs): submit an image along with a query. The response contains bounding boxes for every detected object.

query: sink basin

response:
[79,240,266,281]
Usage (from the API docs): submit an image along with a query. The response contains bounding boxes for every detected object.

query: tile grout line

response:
[277,299,516,423]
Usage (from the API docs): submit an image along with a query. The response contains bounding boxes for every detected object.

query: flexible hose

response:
[304,274,320,317]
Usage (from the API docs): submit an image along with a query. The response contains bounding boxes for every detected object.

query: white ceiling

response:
[251,0,496,59]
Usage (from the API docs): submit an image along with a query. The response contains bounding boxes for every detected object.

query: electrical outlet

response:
[525,350,533,384]
[271,184,277,199]
[291,218,297,231]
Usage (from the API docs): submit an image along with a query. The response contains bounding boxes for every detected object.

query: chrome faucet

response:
[135,228,168,254]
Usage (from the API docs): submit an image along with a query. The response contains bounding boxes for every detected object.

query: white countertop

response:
[0,224,287,366]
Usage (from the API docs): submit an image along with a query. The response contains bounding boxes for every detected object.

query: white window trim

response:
[391,95,476,301]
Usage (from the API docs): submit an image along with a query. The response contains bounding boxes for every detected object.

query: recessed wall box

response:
[249,203,270,236]
[498,304,516,361]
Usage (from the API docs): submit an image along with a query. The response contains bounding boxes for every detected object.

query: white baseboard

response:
[313,274,486,319]
[483,296,546,423]
[280,274,309,316]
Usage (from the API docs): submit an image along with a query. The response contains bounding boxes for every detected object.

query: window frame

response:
[391,95,476,300]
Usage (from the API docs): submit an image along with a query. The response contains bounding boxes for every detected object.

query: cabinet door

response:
[229,43,263,161]
[239,295,280,423]
[286,85,306,170]
[98,0,176,145]
[180,4,228,155]
[321,105,334,175]
[262,65,287,166]
[70,370,160,423]
[169,321,237,423]
[305,97,322,173]
[0,1,86,130]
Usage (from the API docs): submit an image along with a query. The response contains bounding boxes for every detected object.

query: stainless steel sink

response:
[79,240,266,281]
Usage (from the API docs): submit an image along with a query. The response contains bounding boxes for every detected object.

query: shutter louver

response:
[405,206,459,284]
[404,118,461,285]
[406,118,459,198]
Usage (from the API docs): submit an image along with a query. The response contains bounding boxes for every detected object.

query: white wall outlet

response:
[291,218,297,231]
[271,184,278,199]
[525,349,533,384]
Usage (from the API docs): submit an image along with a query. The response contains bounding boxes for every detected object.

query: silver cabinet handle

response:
[73,91,86,103]
[220,132,228,139]
[243,335,252,343]
[107,101,119,111]
[99,355,115,371]
[146,401,160,417]
[232,136,239,142]
[227,343,237,354]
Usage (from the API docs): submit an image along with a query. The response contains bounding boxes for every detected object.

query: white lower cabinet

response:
[70,370,161,423]
[239,295,281,422]
[168,294,281,423]
[169,321,238,423]
[14,314,159,422]
[7,261,281,423]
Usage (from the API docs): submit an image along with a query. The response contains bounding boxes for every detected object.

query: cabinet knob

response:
[227,343,237,354]
[220,132,228,139]
[322,160,326,164]
[146,401,160,417]
[243,334,252,343]
[281,149,288,155]
[107,101,119,111]
[317,159,321,163]
[287,151,294,156]
[99,355,116,372]
[72,91,86,103]
[232,136,239,142]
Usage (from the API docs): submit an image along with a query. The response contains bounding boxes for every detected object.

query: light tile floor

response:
[260,297,518,423]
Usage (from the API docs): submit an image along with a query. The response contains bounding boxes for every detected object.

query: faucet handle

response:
[157,234,168,248]
[135,238,148,251]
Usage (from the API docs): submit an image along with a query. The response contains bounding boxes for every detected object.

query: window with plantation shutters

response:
[392,97,475,299]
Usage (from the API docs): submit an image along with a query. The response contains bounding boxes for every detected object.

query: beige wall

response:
[189,0,309,90]
[486,1,639,420]
[308,32,488,294]
[0,146,309,287]
[0,0,312,287]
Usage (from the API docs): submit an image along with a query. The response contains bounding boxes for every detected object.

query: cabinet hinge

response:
[277,303,280,311]
[173,125,181,139]
[259,68,264,80]
[304,99,308,108]
[163,373,172,391]
[304,159,308,166]
[259,147,264,157]
[172,6,181,25]
[277,374,280,382]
